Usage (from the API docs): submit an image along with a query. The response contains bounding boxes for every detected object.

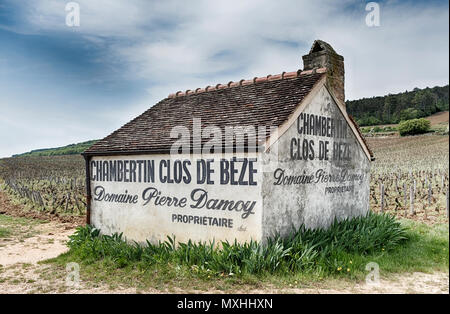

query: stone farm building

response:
[83,40,373,244]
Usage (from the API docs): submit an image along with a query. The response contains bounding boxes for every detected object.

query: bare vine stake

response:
[428,183,432,206]
[404,185,408,217]
[447,188,449,219]
[380,184,384,213]
[403,182,407,206]
[410,185,415,216]
[65,193,70,212]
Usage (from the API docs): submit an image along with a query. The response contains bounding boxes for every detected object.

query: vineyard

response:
[0,155,86,217]
[0,134,449,222]
[367,134,449,223]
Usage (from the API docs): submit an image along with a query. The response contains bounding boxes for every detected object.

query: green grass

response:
[45,213,449,291]
[0,226,11,238]
[431,123,449,135]
[0,214,44,240]
[361,126,398,134]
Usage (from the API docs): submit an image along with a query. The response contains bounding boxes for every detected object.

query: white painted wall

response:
[261,86,371,238]
[90,153,263,244]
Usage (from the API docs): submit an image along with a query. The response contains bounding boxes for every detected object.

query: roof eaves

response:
[82,146,265,157]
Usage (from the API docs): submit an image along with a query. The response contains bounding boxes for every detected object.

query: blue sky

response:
[0,0,448,157]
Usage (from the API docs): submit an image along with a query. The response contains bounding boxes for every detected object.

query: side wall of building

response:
[261,86,371,239]
[89,153,264,244]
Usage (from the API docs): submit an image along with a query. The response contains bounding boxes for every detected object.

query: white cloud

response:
[0,0,448,157]
[14,0,450,98]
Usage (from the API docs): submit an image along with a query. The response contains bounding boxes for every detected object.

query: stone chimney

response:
[302,40,345,106]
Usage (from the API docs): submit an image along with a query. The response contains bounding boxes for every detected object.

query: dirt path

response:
[290,272,449,294]
[0,190,80,266]
[0,221,74,266]
[0,191,448,294]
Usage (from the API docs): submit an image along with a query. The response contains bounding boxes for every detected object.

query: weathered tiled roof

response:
[84,69,327,155]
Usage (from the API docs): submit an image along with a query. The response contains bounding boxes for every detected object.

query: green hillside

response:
[346,85,449,126]
[13,140,98,157]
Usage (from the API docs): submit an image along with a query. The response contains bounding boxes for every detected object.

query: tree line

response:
[346,85,449,126]
[13,140,98,157]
